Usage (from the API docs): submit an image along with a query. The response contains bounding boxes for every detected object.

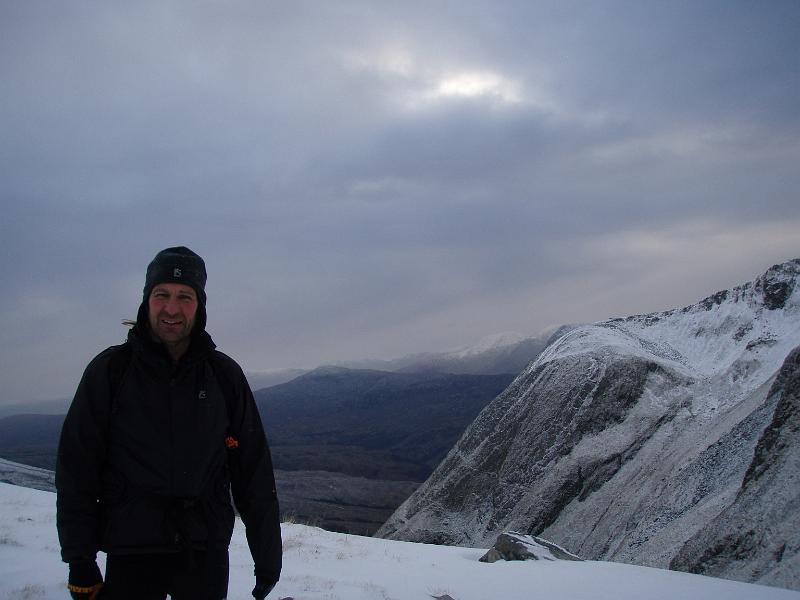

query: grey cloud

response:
[1,1,799,404]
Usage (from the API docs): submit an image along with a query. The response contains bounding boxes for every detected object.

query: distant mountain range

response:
[327,329,571,375]
[0,324,545,476]
[252,368,515,532]
[0,368,515,535]
[255,368,515,480]
[243,327,567,390]
[0,414,64,470]
[0,398,70,419]
[377,258,800,591]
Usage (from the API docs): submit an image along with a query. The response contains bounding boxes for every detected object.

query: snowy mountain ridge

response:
[378,258,800,591]
[539,259,799,377]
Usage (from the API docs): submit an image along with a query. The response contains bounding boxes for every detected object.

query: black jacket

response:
[56,322,281,583]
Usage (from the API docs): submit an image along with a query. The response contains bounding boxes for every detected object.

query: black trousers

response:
[101,548,229,600]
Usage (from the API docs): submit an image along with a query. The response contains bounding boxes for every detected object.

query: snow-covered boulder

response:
[479,532,583,562]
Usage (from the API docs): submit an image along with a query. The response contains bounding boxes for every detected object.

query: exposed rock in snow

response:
[670,345,800,590]
[479,532,583,562]
[377,259,800,590]
[0,457,55,492]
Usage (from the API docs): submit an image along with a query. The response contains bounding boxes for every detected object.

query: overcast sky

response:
[2,1,799,405]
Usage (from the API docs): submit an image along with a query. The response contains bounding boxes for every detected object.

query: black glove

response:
[68,559,103,599]
[251,575,277,599]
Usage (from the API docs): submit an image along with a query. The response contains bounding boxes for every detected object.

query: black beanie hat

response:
[143,246,207,306]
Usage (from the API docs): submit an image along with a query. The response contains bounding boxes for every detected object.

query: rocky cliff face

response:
[377,259,800,588]
[670,345,800,590]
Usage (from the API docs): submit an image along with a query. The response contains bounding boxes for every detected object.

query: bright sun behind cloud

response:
[342,46,526,109]
[434,71,520,102]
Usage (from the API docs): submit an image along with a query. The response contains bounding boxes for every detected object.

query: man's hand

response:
[67,559,103,599]
[251,575,277,599]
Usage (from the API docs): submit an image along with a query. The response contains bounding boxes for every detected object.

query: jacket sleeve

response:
[55,350,114,563]
[225,358,282,582]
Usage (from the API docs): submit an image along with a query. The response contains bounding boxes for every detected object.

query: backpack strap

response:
[207,353,238,438]
[107,343,133,415]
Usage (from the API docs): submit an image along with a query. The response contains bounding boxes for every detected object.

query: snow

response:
[540,275,800,382]
[2,482,798,600]
[448,332,526,359]
[536,261,800,417]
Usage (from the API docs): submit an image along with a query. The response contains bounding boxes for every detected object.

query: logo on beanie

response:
[173,268,182,278]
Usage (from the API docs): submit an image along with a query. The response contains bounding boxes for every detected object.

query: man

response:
[56,247,281,600]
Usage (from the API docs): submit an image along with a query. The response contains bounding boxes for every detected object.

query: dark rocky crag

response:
[670,346,800,590]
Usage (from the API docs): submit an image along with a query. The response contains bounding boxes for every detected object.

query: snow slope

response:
[0,457,54,493]
[1,482,798,600]
[378,259,800,589]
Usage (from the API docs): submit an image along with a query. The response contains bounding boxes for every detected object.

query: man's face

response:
[147,283,198,347]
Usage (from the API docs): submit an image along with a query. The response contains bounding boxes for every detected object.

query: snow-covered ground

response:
[1,482,797,600]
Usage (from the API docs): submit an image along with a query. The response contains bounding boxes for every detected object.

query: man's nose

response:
[164,296,181,313]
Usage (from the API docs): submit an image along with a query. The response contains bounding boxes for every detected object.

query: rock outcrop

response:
[670,346,800,590]
[479,532,582,562]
